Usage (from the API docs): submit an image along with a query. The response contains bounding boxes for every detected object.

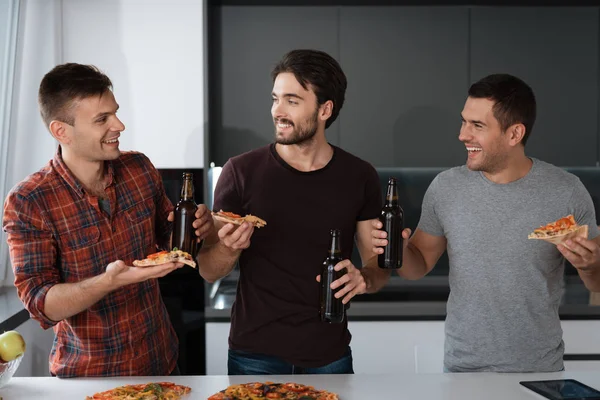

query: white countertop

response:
[2,371,600,399]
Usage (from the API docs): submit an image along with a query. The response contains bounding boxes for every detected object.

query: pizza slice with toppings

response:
[212,210,267,228]
[132,249,196,268]
[528,214,588,245]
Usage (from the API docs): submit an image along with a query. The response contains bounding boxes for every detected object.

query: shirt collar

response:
[52,145,116,198]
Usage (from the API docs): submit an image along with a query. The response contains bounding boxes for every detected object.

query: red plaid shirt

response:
[2,148,178,377]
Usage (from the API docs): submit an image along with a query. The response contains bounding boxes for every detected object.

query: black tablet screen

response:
[520,379,600,400]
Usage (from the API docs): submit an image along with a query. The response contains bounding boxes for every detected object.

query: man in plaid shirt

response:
[2,63,213,377]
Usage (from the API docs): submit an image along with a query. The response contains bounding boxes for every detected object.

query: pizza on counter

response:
[132,249,196,268]
[212,210,267,228]
[208,382,339,400]
[528,214,588,245]
[86,382,191,400]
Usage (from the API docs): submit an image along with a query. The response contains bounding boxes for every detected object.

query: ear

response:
[318,100,333,122]
[48,120,71,145]
[507,123,526,146]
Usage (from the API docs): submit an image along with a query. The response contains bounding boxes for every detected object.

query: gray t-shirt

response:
[418,158,599,372]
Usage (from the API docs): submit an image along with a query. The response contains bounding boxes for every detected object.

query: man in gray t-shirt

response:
[372,74,600,372]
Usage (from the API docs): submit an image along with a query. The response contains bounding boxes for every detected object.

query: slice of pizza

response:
[86,382,191,399]
[528,214,589,245]
[133,249,196,268]
[212,210,267,228]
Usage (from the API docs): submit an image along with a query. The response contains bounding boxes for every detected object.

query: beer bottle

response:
[320,229,346,323]
[378,177,403,269]
[172,172,198,256]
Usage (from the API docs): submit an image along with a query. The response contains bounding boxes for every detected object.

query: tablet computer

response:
[520,379,600,400]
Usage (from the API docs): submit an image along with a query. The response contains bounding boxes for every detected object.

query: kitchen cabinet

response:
[213,6,340,166]
[339,7,469,168]
[206,320,600,375]
[470,7,599,167]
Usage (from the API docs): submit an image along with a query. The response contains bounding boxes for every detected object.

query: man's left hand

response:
[315,259,367,304]
[557,237,600,272]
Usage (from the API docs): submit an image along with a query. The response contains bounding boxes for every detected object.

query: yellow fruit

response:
[0,331,26,362]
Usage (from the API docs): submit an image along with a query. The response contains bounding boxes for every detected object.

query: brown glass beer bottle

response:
[320,229,346,323]
[378,177,403,269]
[172,172,198,256]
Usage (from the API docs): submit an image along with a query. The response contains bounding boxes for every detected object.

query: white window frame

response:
[0,0,20,284]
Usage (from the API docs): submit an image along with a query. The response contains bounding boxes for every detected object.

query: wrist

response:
[97,271,119,293]
[217,241,242,258]
[360,269,372,292]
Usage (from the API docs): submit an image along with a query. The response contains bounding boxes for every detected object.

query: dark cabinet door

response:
[214,6,340,166]
[339,7,470,168]
[470,7,599,167]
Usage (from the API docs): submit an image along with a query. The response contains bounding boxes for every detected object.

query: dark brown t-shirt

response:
[213,143,381,367]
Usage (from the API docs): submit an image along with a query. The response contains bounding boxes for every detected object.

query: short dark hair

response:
[468,73,536,145]
[271,49,347,129]
[38,63,113,127]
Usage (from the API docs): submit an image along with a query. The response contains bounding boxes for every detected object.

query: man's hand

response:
[315,259,366,304]
[103,260,183,290]
[557,237,600,272]
[370,219,412,255]
[167,204,214,242]
[218,222,254,251]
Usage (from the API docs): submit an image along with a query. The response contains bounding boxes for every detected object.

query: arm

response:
[371,222,447,280]
[355,219,391,293]
[197,219,254,283]
[558,235,600,292]
[400,228,447,280]
[556,184,600,292]
[3,191,183,326]
[44,261,184,322]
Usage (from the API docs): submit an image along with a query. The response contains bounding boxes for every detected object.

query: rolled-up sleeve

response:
[3,191,60,329]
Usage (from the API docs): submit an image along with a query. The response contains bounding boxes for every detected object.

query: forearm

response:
[397,242,430,280]
[44,274,114,322]
[360,257,391,293]
[578,267,600,292]
[197,241,241,283]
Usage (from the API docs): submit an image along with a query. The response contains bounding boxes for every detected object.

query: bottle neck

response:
[385,184,398,206]
[328,235,341,257]
[181,179,194,201]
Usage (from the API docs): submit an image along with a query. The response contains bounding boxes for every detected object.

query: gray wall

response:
[211,6,600,168]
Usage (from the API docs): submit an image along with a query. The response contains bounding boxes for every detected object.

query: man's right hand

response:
[371,219,412,255]
[103,260,183,290]
[218,222,254,251]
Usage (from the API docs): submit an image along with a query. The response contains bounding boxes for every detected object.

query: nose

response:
[113,115,125,132]
[458,123,470,143]
[272,101,286,120]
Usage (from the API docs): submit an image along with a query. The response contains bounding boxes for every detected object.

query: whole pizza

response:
[86,382,191,399]
[208,382,339,400]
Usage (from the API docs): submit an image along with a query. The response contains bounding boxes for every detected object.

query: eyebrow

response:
[461,115,487,126]
[272,93,304,101]
[93,105,120,120]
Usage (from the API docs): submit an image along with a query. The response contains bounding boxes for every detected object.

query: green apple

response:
[0,331,26,362]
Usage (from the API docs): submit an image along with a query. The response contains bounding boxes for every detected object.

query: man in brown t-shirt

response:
[198,49,391,374]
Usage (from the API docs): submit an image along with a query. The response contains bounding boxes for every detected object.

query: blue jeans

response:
[228,347,354,375]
